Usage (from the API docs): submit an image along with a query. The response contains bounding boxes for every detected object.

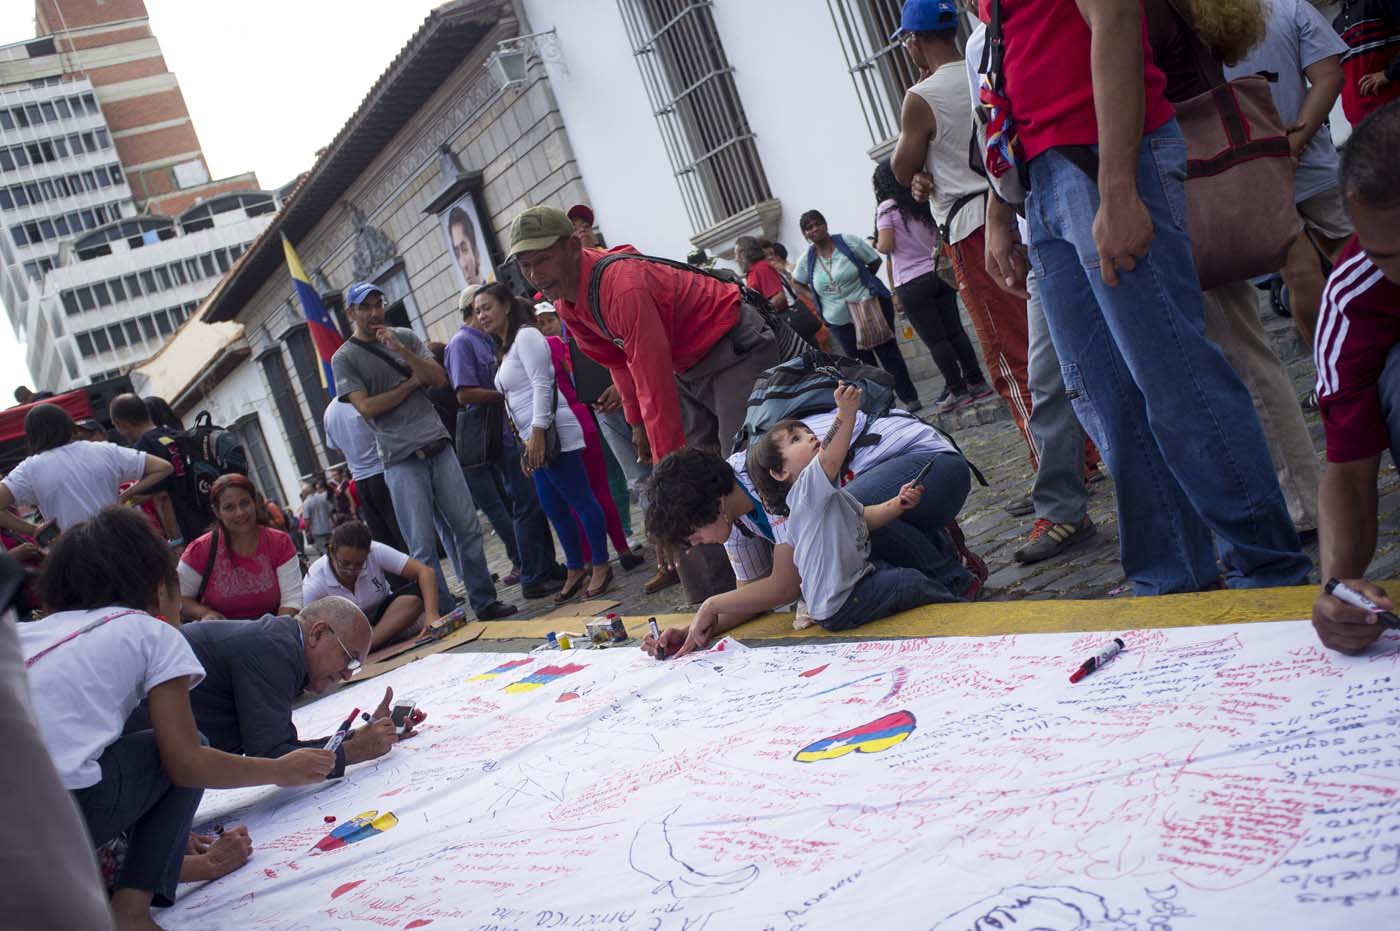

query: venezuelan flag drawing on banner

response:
[282,234,344,397]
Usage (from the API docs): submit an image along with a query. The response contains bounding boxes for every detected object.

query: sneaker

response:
[967,380,995,401]
[1004,494,1035,517]
[502,568,521,586]
[475,600,517,621]
[933,386,952,407]
[937,389,972,414]
[905,398,924,413]
[1302,389,1318,411]
[1013,517,1097,564]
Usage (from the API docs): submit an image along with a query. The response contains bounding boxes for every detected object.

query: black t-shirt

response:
[137,426,210,541]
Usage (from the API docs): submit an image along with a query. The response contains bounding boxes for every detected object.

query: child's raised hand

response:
[896,481,923,510]
[834,382,862,416]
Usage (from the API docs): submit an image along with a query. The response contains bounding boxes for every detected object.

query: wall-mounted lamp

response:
[485,27,565,91]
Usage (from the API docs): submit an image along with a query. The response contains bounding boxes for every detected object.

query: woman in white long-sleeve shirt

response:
[474,284,614,601]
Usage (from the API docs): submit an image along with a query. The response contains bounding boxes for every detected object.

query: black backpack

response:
[187,411,249,502]
[731,350,987,484]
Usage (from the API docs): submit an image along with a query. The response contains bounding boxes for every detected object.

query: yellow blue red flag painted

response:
[282,234,343,396]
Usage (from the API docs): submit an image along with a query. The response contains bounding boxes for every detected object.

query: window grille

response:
[616,0,773,234]
[259,349,319,477]
[825,0,916,147]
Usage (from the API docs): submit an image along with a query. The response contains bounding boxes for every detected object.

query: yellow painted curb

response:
[473,582,1348,643]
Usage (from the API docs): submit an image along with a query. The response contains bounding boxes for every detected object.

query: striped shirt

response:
[1314,237,1400,462]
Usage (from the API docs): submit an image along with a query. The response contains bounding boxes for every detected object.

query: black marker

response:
[1324,578,1400,629]
[911,460,935,488]
[648,617,664,660]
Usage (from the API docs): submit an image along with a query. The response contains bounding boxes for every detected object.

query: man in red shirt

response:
[735,236,788,311]
[1309,101,1400,653]
[1333,0,1400,125]
[507,206,780,464]
[983,0,1309,594]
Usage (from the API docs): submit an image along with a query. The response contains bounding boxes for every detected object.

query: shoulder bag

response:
[828,236,895,351]
[1057,0,1299,290]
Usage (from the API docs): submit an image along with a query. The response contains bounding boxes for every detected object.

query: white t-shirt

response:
[495,327,585,453]
[303,541,412,615]
[2,441,147,530]
[19,608,204,789]
[908,60,987,245]
[784,459,873,621]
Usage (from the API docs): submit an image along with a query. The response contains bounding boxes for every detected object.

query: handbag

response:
[1059,1,1299,291]
[505,365,561,473]
[454,403,504,470]
[848,296,895,350]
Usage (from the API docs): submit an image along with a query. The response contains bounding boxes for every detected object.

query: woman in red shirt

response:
[178,474,303,620]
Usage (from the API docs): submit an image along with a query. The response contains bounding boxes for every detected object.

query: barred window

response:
[616,0,772,234]
[825,0,916,148]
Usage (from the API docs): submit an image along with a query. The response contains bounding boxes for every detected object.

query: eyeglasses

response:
[331,629,362,676]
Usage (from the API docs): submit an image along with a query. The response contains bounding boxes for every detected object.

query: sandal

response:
[585,566,615,599]
[553,572,587,603]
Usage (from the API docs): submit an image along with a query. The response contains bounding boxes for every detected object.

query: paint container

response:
[607,613,628,643]
[556,633,573,650]
[546,631,558,649]
[586,621,612,646]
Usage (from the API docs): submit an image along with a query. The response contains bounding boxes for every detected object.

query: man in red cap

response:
[566,204,600,248]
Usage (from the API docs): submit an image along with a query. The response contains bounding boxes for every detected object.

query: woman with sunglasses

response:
[19,507,333,930]
[178,474,302,622]
[304,520,441,649]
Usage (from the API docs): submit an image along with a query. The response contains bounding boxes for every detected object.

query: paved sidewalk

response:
[455,293,1395,626]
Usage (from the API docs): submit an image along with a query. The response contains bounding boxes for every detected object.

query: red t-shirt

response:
[1314,237,1400,462]
[180,525,297,619]
[551,245,740,460]
[745,261,784,301]
[998,0,1177,162]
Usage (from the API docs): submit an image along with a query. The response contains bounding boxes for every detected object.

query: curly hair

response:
[745,419,810,518]
[873,159,936,231]
[1179,0,1266,66]
[644,448,738,546]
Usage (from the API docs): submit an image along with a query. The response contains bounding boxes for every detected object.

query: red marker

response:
[1069,638,1124,683]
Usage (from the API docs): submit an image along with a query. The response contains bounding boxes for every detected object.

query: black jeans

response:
[71,731,203,907]
[827,296,920,403]
[357,471,407,553]
[896,271,984,393]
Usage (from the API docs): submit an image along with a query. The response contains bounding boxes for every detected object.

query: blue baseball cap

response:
[344,281,384,307]
[890,0,959,41]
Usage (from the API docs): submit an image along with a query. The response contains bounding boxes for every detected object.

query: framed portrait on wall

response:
[440,191,496,289]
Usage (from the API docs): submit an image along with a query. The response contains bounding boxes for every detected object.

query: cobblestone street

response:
[463,292,1397,626]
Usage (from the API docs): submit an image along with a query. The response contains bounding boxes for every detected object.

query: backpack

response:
[731,350,988,485]
[187,411,248,500]
[970,1,1029,210]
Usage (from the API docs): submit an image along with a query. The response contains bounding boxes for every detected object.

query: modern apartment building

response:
[0,1,268,392]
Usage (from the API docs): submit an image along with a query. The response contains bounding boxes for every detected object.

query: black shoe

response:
[618,550,645,571]
[520,582,554,599]
[547,563,568,582]
[1004,494,1034,517]
[475,600,517,621]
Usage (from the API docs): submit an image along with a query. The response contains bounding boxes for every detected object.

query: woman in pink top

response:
[534,307,644,573]
[178,474,304,620]
[872,160,991,414]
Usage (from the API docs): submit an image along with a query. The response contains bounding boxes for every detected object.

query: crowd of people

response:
[2,0,1399,927]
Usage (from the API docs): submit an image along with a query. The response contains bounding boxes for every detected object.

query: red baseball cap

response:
[566,204,594,225]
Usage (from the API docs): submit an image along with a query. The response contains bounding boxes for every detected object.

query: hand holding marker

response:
[1069,638,1124,683]
[1325,578,1400,629]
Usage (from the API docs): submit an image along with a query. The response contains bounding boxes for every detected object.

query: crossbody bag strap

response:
[196,525,219,604]
[24,608,145,667]
[939,191,986,246]
[828,235,889,298]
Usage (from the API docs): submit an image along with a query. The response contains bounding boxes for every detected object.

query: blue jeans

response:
[827,297,921,404]
[462,436,557,586]
[818,561,956,631]
[1025,120,1310,593]
[533,449,609,570]
[384,446,499,613]
[846,450,974,596]
[596,407,650,514]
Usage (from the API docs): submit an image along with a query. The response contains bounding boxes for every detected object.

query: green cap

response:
[508,206,572,258]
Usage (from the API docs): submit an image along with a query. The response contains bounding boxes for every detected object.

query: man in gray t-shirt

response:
[330,282,513,621]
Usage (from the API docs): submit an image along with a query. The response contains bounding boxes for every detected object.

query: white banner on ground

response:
[161,621,1400,930]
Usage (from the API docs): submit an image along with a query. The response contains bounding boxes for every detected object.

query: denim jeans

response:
[827,296,921,405]
[461,436,557,586]
[71,731,203,907]
[1025,120,1310,593]
[1026,273,1090,525]
[532,449,608,570]
[384,446,499,613]
[817,561,956,631]
[845,450,973,596]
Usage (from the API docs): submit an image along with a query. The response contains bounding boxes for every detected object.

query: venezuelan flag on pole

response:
[282,234,343,397]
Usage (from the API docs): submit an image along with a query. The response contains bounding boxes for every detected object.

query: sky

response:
[0,0,447,403]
